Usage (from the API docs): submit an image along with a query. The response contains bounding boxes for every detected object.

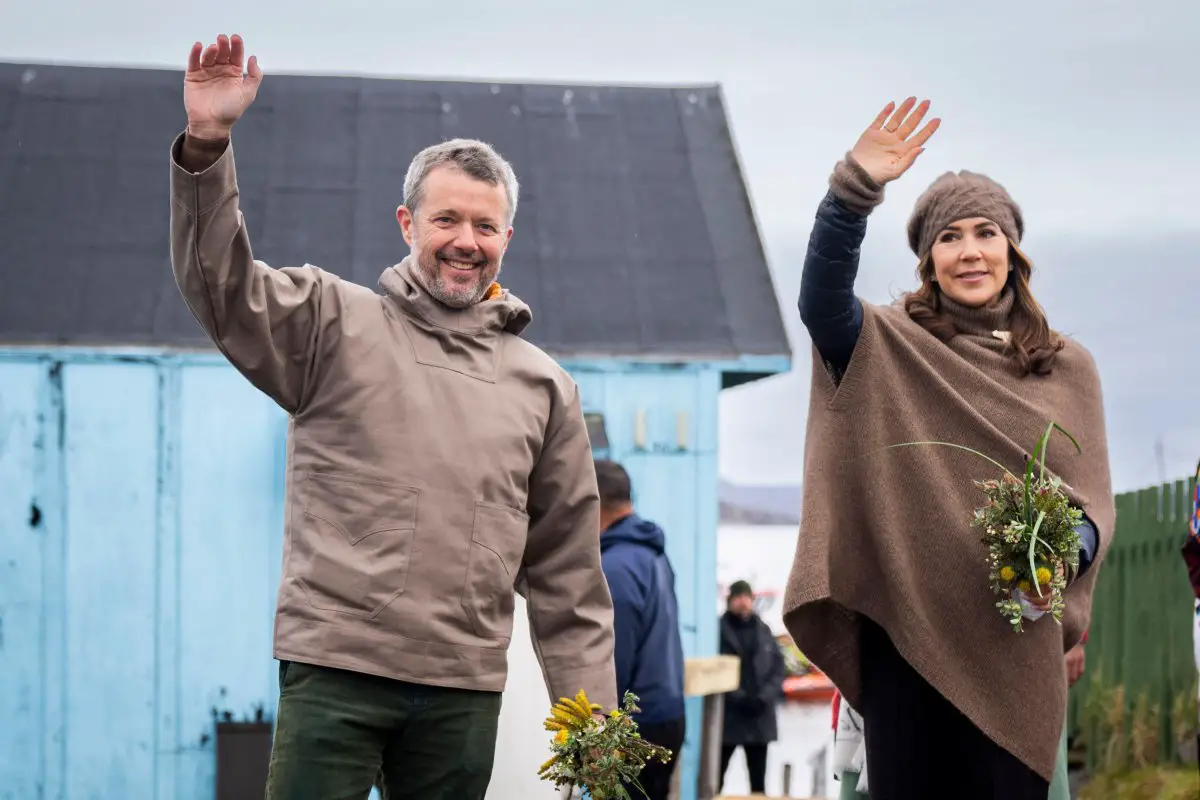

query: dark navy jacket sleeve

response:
[603,557,645,698]
[797,190,868,379]
[1076,516,1099,577]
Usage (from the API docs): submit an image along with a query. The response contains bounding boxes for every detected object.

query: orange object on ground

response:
[782,669,836,703]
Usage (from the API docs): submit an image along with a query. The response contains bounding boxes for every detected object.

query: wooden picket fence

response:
[1069,473,1200,771]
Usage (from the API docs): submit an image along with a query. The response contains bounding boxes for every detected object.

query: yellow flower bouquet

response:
[890,421,1085,633]
[538,690,673,799]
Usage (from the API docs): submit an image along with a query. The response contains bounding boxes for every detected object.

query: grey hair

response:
[402,138,520,226]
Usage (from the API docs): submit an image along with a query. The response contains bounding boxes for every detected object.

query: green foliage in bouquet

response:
[974,468,1083,631]
[538,689,673,799]
[887,421,1084,633]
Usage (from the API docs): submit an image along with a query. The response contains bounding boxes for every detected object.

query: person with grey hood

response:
[170,34,615,800]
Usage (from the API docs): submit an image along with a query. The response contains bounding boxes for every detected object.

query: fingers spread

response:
[870,101,896,130]
[885,97,916,132]
[245,55,264,96]
[898,146,924,171]
[909,118,941,149]
[187,42,203,72]
[896,99,931,139]
[230,34,245,69]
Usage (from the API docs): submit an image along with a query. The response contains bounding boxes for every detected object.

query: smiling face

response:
[396,164,513,308]
[928,217,1011,308]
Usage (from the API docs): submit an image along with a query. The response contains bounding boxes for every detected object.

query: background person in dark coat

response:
[719,580,787,795]
[596,460,686,800]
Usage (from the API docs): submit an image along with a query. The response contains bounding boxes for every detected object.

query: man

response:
[719,580,786,795]
[595,460,686,800]
[171,34,615,799]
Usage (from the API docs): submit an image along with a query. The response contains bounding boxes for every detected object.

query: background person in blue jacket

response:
[596,460,686,800]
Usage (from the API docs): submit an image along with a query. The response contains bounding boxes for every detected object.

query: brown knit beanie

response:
[907,170,1024,262]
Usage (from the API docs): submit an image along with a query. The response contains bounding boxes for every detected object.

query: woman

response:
[782,98,1115,799]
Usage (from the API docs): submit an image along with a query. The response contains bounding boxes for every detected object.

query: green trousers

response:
[1047,722,1070,800]
[265,660,502,800]
[838,770,866,800]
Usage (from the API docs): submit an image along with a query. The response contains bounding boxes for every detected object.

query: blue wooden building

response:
[0,61,790,799]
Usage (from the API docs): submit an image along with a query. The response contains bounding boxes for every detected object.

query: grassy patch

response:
[1080,767,1199,800]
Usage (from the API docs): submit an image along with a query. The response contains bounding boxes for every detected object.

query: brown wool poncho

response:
[782,289,1115,781]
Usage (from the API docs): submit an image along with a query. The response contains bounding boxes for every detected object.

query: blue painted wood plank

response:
[0,361,48,800]
[63,362,160,799]
[37,361,68,800]
[590,369,720,800]
[693,458,720,657]
[154,362,181,800]
[569,370,610,456]
[174,365,287,799]
[693,370,721,454]
[617,452,700,649]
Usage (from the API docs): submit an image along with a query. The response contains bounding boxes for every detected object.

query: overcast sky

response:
[3,0,1196,492]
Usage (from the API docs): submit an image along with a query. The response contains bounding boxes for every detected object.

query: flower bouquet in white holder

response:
[889,421,1084,633]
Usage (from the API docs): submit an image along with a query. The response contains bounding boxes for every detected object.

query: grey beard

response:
[414,257,500,308]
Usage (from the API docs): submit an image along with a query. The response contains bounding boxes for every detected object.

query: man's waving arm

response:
[171,33,330,413]
[517,384,617,712]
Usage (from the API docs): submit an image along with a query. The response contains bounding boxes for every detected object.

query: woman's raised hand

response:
[849,97,940,185]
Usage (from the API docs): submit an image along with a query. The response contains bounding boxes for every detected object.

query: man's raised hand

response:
[184,33,263,141]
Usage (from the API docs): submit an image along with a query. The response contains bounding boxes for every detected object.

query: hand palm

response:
[183,34,262,137]
[186,68,251,128]
[850,98,940,185]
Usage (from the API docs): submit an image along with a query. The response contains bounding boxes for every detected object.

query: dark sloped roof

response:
[0,61,789,360]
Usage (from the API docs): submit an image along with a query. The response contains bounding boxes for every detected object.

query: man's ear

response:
[397,206,415,246]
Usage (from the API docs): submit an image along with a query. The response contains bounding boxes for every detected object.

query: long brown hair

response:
[903,243,1064,377]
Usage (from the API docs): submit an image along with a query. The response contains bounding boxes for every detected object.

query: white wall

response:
[487,523,817,799]
[487,595,566,800]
